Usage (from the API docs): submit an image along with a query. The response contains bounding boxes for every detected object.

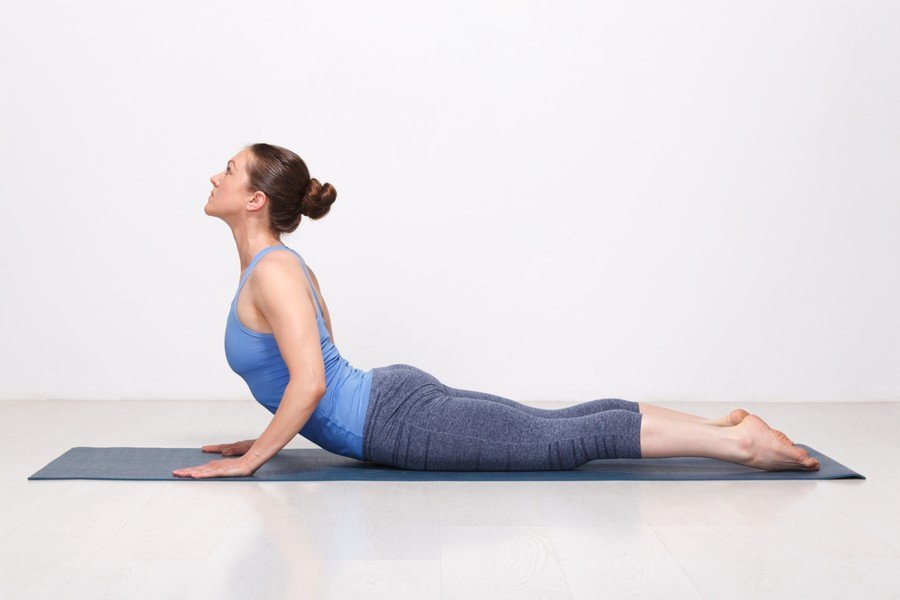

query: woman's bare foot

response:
[732,414,820,471]
[706,408,750,427]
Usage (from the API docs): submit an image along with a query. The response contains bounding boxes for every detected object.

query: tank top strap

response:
[284,248,325,322]
[236,245,288,297]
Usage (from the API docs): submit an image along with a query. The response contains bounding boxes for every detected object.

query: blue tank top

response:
[223,245,374,461]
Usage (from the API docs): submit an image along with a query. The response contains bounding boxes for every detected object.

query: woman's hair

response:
[243,142,337,234]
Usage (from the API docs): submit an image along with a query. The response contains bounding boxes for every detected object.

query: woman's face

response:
[205,149,253,217]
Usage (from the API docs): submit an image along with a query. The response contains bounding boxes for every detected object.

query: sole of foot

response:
[732,414,820,471]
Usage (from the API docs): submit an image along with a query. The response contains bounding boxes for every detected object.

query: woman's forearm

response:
[242,381,325,472]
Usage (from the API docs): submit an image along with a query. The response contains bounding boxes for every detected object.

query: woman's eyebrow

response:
[228,160,236,169]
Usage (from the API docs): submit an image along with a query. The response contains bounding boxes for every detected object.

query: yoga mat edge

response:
[27,444,865,481]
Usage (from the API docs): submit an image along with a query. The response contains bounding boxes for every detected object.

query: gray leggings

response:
[361,363,643,471]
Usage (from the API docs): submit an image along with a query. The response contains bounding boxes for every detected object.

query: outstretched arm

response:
[173,252,328,478]
[172,381,324,479]
[243,381,324,470]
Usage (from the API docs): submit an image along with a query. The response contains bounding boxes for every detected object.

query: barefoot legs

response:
[637,402,820,471]
[637,403,749,428]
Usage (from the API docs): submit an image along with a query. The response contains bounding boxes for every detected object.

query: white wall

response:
[1,0,897,403]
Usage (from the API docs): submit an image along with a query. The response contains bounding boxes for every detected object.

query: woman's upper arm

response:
[251,256,327,393]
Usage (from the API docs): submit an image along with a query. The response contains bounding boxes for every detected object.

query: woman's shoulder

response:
[242,249,307,296]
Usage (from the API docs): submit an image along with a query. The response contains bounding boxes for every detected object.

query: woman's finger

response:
[202,440,251,455]
[173,460,220,477]
[187,465,221,478]
[173,464,206,476]
[173,458,253,479]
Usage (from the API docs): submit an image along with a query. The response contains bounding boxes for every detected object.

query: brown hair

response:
[243,143,337,234]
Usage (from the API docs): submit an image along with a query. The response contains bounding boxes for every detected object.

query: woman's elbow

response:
[290,377,327,399]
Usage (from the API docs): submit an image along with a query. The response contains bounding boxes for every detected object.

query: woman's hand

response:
[201,438,257,457]
[172,456,257,479]
[173,438,261,478]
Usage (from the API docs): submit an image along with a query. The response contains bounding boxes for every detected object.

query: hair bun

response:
[299,177,337,220]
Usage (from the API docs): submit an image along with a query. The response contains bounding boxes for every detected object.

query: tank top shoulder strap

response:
[284,248,325,322]
[236,245,289,297]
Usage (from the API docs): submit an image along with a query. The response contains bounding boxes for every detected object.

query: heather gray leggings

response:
[361,363,643,471]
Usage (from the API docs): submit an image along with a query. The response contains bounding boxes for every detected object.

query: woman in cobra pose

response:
[173,143,819,479]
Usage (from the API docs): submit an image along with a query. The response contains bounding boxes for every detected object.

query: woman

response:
[173,143,820,478]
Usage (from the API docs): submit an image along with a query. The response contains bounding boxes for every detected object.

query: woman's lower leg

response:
[638,402,708,425]
[639,410,749,462]
[638,402,750,427]
[638,408,820,470]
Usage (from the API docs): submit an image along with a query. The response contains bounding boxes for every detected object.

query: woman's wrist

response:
[238,451,264,473]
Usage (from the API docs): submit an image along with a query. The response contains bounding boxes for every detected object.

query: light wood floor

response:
[1,399,897,599]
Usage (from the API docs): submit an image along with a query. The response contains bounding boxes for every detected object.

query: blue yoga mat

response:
[27,444,865,481]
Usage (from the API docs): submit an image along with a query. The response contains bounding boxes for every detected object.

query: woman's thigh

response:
[363,363,642,470]
[443,383,639,417]
[386,363,639,416]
